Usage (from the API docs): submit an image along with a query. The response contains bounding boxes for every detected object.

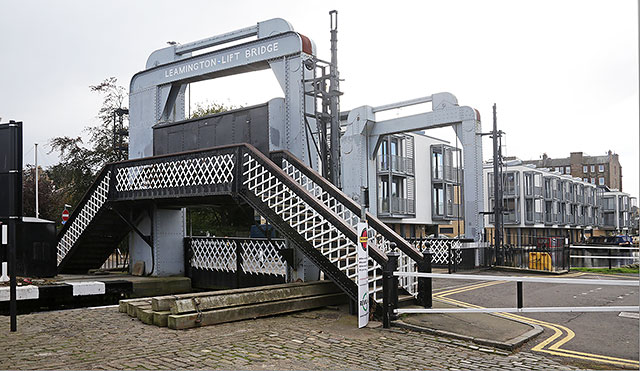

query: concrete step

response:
[151,281,335,311]
[171,280,341,315]
[168,292,347,330]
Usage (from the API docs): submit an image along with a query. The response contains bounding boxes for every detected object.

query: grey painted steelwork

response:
[128,18,318,275]
[341,92,485,241]
[153,102,271,156]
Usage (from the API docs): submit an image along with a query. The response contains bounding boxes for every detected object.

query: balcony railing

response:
[503,212,519,224]
[602,215,616,227]
[544,213,557,225]
[379,196,415,215]
[602,199,616,211]
[379,155,414,175]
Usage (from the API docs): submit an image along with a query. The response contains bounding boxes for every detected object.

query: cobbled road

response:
[0,306,577,370]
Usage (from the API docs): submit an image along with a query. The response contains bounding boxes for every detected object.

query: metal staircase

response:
[57,144,425,303]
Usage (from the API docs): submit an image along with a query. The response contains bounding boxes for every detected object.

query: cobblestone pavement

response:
[0,306,578,370]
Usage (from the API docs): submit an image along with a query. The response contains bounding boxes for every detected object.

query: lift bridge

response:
[55,16,484,309]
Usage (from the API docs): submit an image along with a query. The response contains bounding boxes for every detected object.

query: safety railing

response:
[99,248,129,270]
[380,268,639,328]
[569,245,639,269]
[56,166,112,264]
[185,236,287,289]
[271,150,423,300]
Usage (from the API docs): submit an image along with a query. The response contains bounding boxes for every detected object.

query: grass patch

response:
[571,267,639,274]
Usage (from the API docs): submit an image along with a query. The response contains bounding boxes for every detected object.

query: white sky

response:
[1,0,638,198]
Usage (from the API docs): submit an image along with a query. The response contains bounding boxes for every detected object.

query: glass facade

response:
[377,135,415,216]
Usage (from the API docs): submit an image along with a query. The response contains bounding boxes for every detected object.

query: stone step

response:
[168,292,347,330]
[171,281,341,315]
[151,281,335,312]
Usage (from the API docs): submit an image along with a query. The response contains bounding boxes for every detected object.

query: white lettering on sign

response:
[245,42,279,59]
[163,41,280,79]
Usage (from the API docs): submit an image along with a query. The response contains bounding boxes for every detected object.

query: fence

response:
[569,245,639,269]
[407,238,485,273]
[99,248,128,270]
[380,258,639,327]
[184,236,288,289]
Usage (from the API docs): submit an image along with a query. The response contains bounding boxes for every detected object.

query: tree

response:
[22,165,65,222]
[190,100,240,119]
[47,77,129,210]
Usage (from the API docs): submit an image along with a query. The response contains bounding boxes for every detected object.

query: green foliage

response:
[47,77,128,211]
[186,205,254,237]
[190,101,240,119]
[22,165,65,222]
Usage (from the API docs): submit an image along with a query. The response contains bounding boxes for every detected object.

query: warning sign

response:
[357,222,369,328]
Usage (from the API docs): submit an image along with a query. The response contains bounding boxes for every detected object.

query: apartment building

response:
[374,132,463,238]
[484,160,599,245]
[483,159,634,245]
[522,150,622,190]
[598,189,632,233]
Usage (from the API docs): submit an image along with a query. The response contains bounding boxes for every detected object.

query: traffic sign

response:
[61,208,69,224]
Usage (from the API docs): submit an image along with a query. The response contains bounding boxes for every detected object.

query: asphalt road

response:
[431,270,639,369]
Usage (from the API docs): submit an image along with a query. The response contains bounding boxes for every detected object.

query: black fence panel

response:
[185,237,287,290]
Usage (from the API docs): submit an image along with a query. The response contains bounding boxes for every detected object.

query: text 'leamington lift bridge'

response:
[55,15,484,314]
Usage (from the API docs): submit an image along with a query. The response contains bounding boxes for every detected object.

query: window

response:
[433,183,444,216]
[590,178,595,184]
[590,165,595,173]
[583,165,588,173]
[598,164,604,172]
[432,151,443,179]
[524,173,533,196]
[565,166,570,174]
[583,178,588,183]
[380,140,389,170]
[598,177,604,186]
[525,199,534,223]
[559,167,564,174]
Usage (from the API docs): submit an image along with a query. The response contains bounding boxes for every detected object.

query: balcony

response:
[378,155,414,175]
[544,213,557,225]
[557,213,566,225]
[602,214,616,227]
[503,212,519,224]
[601,198,616,211]
[378,196,415,216]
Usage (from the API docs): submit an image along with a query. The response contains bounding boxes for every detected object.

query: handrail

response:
[55,165,111,242]
[244,145,388,266]
[271,150,422,262]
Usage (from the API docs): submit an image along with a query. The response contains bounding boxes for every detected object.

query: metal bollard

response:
[417,245,432,308]
[383,245,399,328]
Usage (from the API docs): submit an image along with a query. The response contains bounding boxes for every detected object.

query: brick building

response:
[522,150,622,190]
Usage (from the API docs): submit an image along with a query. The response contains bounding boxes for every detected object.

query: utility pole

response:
[492,104,503,265]
[328,10,342,188]
[34,143,39,219]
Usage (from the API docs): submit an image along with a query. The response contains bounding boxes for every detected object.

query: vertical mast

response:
[492,104,503,264]
[329,10,342,188]
[35,142,39,219]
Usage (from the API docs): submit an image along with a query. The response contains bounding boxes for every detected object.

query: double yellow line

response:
[432,275,639,368]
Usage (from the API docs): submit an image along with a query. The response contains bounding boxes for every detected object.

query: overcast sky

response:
[1,0,638,198]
